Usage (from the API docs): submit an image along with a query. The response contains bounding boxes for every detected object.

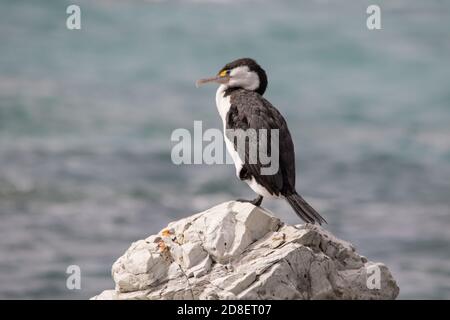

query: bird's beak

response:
[196,74,230,88]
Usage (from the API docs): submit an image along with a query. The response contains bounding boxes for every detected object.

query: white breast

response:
[215,86,276,198]
[216,86,243,177]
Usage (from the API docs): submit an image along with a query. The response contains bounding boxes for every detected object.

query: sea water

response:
[0,0,449,299]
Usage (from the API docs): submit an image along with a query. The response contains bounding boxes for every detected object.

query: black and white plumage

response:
[197,58,326,224]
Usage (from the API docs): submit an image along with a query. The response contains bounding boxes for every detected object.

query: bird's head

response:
[196,58,268,95]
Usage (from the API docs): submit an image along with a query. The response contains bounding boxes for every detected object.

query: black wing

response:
[225,89,296,196]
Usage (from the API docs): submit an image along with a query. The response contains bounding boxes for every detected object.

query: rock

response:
[92,201,399,300]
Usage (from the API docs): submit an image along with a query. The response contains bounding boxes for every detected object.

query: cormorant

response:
[197,58,326,224]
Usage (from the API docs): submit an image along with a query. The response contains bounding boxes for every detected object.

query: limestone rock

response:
[92,201,399,300]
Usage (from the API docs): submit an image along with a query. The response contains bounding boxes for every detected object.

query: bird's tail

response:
[285,192,327,225]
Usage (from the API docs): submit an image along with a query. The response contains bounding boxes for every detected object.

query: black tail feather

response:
[285,193,327,225]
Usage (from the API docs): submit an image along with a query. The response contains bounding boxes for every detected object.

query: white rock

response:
[182,242,207,269]
[91,201,399,300]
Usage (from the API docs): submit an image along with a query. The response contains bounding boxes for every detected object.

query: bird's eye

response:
[219,69,231,77]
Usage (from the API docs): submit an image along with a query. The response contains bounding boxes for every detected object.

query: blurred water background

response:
[0,0,449,299]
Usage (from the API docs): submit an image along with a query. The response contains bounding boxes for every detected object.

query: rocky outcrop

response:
[92,201,399,300]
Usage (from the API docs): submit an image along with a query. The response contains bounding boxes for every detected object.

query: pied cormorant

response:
[197,58,326,225]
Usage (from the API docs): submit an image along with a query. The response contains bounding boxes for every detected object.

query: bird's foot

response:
[236,195,263,206]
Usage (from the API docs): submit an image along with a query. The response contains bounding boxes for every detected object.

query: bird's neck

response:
[217,85,244,98]
[216,84,227,97]
[215,85,226,105]
[215,85,232,124]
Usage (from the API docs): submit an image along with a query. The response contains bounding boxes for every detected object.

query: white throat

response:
[215,85,230,124]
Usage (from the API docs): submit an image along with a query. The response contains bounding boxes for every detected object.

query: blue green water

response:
[0,0,450,299]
